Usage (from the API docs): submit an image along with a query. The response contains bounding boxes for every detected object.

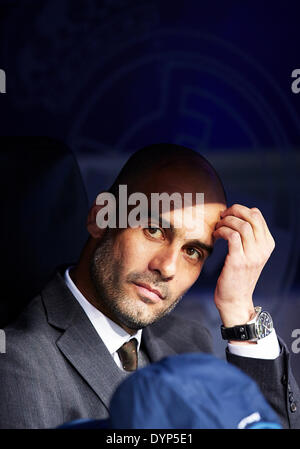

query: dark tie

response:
[117,338,138,371]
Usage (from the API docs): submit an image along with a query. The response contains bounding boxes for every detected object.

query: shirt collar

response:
[64,267,142,354]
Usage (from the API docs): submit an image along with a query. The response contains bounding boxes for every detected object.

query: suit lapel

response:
[56,319,128,410]
[42,272,128,411]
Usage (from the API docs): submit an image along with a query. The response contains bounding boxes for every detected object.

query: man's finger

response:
[220,204,269,242]
[215,215,255,253]
[213,225,244,258]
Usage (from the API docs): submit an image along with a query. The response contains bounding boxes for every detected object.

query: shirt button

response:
[290,402,297,413]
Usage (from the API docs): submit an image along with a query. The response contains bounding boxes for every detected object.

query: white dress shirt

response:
[228,327,280,359]
[64,267,280,363]
[64,267,142,371]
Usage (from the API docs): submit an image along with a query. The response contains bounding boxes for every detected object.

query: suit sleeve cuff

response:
[227,328,280,360]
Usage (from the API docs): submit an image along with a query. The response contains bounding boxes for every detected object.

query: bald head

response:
[109,143,227,205]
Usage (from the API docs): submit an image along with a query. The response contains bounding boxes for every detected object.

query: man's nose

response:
[148,246,179,280]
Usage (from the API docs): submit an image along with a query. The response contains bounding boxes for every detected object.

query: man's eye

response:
[185,247,201,261]
[144,227,164,239]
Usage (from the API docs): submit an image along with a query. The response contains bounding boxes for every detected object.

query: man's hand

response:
[213,204,275,334]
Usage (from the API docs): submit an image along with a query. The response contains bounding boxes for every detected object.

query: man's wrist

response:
[229,339,257,346]
[219,305,256,329]
[218,304,257,345]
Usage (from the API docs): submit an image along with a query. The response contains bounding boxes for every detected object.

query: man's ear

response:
[87,190,117,238]
[87,203,102,238]
[86,192,106,239]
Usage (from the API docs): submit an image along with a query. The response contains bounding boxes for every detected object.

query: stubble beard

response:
[89,232,184,331]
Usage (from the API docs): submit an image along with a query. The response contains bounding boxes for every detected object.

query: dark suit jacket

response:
[0,271,299,429]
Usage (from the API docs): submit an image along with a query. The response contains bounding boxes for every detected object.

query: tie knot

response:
[117,338,138,371]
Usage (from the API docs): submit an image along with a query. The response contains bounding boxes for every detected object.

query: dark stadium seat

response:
[0,136,89,327]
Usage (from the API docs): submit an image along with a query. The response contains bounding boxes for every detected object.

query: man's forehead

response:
[124,186,224,239]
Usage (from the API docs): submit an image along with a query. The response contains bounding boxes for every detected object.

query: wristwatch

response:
[220,306,273,341]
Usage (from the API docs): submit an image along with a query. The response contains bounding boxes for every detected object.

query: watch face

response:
[255,312,273,339]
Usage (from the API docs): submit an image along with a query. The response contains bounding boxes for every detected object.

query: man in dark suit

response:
[0,143,299,428]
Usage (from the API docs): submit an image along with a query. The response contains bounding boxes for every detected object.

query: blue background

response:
[0,0,299,379]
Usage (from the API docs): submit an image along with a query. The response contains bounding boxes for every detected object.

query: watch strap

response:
[221,323,257,341]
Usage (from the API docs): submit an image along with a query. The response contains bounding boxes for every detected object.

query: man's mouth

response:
[132,282,164,303]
